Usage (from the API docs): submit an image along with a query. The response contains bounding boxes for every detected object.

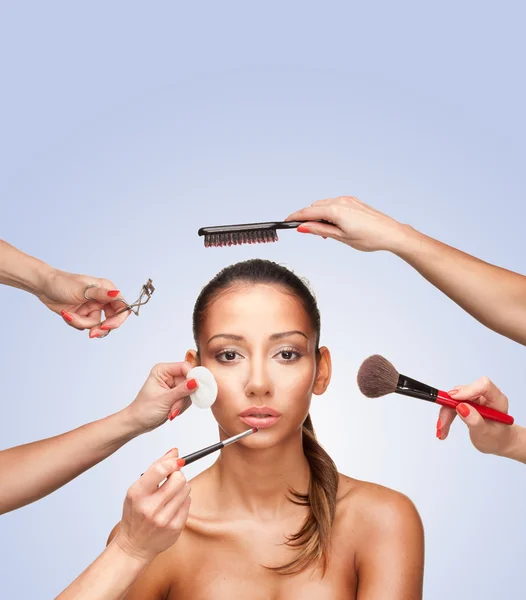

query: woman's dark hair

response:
[192,259,338,575]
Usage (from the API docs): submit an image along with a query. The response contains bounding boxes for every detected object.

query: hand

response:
[123,362,198,434]
[285,196,407,252]
[436,376,515,456]
[37,268,130,338]
[115,449,191,563]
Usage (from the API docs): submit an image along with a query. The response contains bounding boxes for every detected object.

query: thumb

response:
[456,403,487,436]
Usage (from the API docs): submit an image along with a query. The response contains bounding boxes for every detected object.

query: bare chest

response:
[167,520,356,600]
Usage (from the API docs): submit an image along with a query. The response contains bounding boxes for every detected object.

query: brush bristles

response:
[204,229,279,248]
[357,355,399,398]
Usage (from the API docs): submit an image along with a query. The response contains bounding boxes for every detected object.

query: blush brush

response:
[198,219,331,248]
[357,354,514,425]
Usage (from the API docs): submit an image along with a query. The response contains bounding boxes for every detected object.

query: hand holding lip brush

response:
[56,450,190,600]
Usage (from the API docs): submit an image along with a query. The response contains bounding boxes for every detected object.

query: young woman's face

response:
[190,283,330,448]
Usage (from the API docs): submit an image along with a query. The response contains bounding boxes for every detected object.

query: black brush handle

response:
[180,441,225,466]
[396,374,438,402]
[198,220,331,236]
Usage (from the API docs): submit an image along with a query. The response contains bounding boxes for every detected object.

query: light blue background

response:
[1,2,525,598]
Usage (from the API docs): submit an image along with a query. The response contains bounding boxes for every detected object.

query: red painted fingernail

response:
[436,428,443,439]
[100,325,111,331]
[107,290,120,298]
[169,408,180,421]
[89,331,100,338]
[176,458,186,467]
[448,389,459,396]
[457,403,470,418]
[436,418,442,429]
[297,225,310,233]
[186,378,198,391]
[61,310,73,322]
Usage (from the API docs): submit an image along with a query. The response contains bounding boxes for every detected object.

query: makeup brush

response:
[178,427,258,467]
[357,355,514,425]
[141,428,258,476]
[198,220,332,248]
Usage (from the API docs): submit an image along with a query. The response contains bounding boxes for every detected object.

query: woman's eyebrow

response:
[269,330,308,341]
[207,333,244,344]
[207,330,308,344]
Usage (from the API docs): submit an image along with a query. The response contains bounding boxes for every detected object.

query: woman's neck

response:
[210,431,311,520]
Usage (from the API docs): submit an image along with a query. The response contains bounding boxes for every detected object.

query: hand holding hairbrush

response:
[198,220,333,248]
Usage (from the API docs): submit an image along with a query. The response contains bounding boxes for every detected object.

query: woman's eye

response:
[216,350,240,362]
[277,349,301,361]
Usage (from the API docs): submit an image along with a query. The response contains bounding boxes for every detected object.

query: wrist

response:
[497,425,526,463]
[117,405,150,439]
[113,532,157,566]
[109,536,153,570]
[386,223,422,256]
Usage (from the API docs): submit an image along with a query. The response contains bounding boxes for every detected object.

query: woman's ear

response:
[185,349,200,367]
[313,346,331,395]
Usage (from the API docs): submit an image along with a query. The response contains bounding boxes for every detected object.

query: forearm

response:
[0,239,53,294]
[0,408,142,514]
[390,226,526,346]
[498,424,526,464]
[55,539,150,600]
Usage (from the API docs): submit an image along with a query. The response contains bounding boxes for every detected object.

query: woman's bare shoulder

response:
[336,473,423,536]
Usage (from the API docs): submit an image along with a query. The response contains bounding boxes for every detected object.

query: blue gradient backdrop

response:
[1,2,525,598]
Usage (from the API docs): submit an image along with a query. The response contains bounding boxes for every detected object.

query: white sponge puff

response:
[186,366,218,409]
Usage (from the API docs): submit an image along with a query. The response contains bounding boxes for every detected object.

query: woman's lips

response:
[239,407,281,429]
[240,415,281,429]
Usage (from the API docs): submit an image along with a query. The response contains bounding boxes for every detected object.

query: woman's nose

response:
[244,358,273,398]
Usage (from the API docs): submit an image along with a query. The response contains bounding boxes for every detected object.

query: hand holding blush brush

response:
[357,355,514,426]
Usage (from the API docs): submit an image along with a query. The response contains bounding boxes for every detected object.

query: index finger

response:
[154,361,194,383]
[138,457,182,495]
[285,205,334,222]
[450,376,505,405]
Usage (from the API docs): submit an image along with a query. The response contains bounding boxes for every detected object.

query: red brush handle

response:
[437,391,514,425]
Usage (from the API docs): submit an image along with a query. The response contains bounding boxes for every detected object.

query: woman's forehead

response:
[203,284,312,332]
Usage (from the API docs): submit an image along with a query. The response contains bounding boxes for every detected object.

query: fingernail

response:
[436,418,442,429]
[297,225,310,233]
[176,458,186,467]
[186,378,198,391]
[107,290,120,298]
[89,331,100,339]
[448,389,459,396]
[61,310,73,322]
[100,325,111,331]
[457,403,470,418]
[436,428,443,439]
[169,408,180,421]
[164,448,176,456]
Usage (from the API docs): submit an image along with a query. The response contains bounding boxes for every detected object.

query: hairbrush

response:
[198,220,331,248]
[357,354,514,425]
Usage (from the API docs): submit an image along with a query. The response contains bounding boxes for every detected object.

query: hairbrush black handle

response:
[198,220,332,236]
